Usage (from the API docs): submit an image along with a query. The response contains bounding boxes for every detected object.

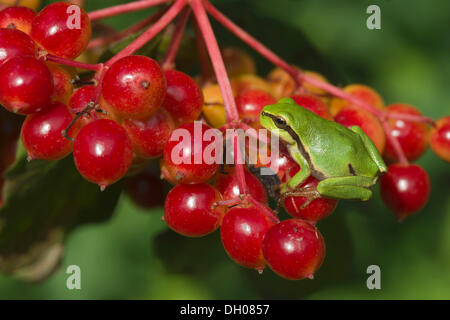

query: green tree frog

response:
[260,97,387,204]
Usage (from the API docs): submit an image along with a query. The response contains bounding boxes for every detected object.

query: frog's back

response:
[300,116,380,179]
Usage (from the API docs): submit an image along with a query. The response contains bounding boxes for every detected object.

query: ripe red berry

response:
[0,6,36,34]
[380,163,431,221]
[162,122,220,184]
[290,94,332,120]
[0,55,53,115]
[21,102,79,160]
[31,2,91,59]
[282,167,338,223]
[162,69,203,125]
[384,103,429,162]
[69,85,95,113]
[236,89,276,122]
[73,119,132,189]
[164,183,225,237]
[0,28,35,66]
[123,108,175,159]
[262,219,326,280]
[102,55,166,120]
[220,205,275,271]
[214,167,268,204]
[430,116,450,163]
[68,85,97,126]
[256,143,297,180]
[125,168,165,209]
[47,63,73,105]
[334,107,386,154]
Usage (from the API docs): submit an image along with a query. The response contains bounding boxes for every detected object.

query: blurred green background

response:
[0,0,449,299]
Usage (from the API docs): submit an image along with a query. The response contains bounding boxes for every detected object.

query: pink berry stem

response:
[381,122,409,165]
[192,0,269,218]
[88,0,171,21]
[204,1,300,85]
[213,197,242,208]
[233,131,249,195]
[387,112,434,125]
[44,54,103,72]
[161,7,191,70]
[205,1,412,164]
[190,0,240,123]
[105,0,187,67]
[88,7,168,49]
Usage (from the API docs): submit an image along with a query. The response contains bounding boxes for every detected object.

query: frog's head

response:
[260,98,301,145]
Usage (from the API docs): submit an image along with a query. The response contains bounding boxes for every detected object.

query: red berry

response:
[384,103,429,162]
[162,122,220,184]
[380,163,430,221]
[31,2,91,59]
[125,168,165,209]
[68,85,97,126]
[73,119,132,189]
[262,219,326,280]
[430,116,450,162]
[0,55,53,115]
[236,89,276,122]
[47,63,73,104]
[214,167,268,204]
[21,102,79,160]
[164,183,225,237]
[334,108,386,154]
[0,6,36,34]
[282,167,338,223]
[0,28,35,66]
[220,205,275,271]
[256,143,297,180]
[123,108,175,159]
[162,69,203,125]
[69,85,95,113]
[102,55,166,120]
[290,94,332,120]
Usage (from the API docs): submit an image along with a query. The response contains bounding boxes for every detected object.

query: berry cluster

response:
[0,0,448,281]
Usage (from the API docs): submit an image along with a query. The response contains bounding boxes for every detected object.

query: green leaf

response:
[0,142,122,282]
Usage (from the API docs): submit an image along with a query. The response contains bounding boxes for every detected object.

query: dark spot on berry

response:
[141,80,150,89]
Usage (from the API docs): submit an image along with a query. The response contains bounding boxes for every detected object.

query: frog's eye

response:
[274,117,287,128]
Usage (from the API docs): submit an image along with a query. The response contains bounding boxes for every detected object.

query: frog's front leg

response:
[316,176,375,201]
[282,147,311,192]
[278,148,318,208]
